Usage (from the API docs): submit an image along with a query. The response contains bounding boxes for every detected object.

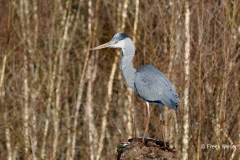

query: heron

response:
[91,33,179,141]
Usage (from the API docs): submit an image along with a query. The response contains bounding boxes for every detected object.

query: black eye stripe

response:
[111,33,129,42]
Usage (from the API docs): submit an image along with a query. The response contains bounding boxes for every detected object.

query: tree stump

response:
[117,137,180,160]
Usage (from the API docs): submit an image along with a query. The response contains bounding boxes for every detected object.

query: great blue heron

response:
[91,33,179,139]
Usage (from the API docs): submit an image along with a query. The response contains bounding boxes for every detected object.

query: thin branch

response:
[182,1,190,159]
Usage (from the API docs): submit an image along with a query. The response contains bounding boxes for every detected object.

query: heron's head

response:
[91,33,129,50]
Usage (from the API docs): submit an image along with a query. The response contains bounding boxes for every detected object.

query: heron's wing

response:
[134,65,179,110]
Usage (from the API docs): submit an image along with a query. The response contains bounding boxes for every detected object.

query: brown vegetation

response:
[0,0,239,159]
[117,137,180,160]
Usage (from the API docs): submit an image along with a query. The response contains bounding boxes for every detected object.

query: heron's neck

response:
[120,44,137,92]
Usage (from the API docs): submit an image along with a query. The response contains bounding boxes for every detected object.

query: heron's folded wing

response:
[134,65,179,109]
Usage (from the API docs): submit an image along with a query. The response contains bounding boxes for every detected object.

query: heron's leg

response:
[158,104,166,148]
[143,102,150,142]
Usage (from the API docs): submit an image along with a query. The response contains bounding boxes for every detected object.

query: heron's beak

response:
[90,42,112,50]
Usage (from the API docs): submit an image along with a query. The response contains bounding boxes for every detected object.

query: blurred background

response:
[0,0,239,159]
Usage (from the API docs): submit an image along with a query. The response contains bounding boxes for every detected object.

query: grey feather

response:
[134,65,179,110]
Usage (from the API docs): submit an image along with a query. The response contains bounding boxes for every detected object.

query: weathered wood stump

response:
[117,137,180,160]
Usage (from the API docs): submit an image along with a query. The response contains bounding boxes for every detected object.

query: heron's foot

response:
[140,137,150,147]
[158,141,176,152]
[159,142,168,151]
